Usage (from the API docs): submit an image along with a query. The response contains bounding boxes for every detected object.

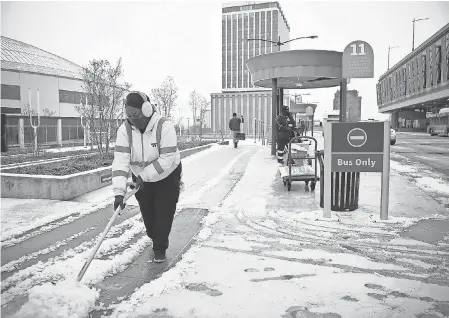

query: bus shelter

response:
[246,50,343,155]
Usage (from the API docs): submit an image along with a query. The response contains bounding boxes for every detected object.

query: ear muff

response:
[129,91,153,117]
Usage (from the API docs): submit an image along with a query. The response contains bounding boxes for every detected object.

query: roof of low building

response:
[1,36,83,80]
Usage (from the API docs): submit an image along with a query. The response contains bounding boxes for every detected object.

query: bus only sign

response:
[331,122,386,172]
[323,121,391,220]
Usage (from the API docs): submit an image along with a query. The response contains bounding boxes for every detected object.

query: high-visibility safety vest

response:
[112,113,181,196]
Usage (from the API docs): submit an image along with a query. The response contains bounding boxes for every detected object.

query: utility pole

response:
[388,46,399,70]
[412,17,429,51]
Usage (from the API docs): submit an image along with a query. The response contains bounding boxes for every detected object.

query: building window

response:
[436,45,442,84]
[402,68,406,97]
[376,83,381,105]
[429,47,433,86]
[422,55,427,89]
[388,76,393,102]
[415,58,420,90]
[446,34,449,81]
[1,84,20,100]
[59,90,83,104]
[408,63,412,94]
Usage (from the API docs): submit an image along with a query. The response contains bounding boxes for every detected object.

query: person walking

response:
[229,113,244,148]
[276,106,294,165]
[112,91,182,263]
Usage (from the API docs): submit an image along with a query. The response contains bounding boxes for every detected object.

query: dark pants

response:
[134,162,182,252]
[276,138,289,161]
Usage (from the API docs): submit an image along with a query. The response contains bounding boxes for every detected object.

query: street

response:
[392,132,449,177]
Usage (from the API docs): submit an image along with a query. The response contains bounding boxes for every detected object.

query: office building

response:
[211,1,290,136]
[333,89,362,122]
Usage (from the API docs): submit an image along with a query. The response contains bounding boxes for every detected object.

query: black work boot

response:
[153,250,166,263]
[234,142,237,148]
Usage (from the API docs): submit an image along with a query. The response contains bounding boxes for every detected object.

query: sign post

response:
[323,121,390,219]
[306,105,314,136]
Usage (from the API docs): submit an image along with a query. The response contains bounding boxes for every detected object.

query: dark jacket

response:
[276,114,292,140]
[229,117,244,131]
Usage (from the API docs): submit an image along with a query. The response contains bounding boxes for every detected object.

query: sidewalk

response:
[109,146,449,318]
[0,144,223,246]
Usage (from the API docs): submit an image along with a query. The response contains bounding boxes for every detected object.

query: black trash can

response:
[316,151,360,211]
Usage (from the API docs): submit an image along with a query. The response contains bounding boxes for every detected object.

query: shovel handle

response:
[76,182,139,282]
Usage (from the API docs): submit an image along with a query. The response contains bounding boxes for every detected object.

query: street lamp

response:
[388,46,399,70]
[187,117,190,138]
[245,35,318,52]
[412,17,429,51]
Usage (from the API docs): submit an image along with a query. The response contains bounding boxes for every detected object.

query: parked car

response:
[390,128,396,145]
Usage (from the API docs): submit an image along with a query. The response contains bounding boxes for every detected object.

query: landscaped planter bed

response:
[0,148,100,166]
[2,140,217,175]
[1,141,218,200]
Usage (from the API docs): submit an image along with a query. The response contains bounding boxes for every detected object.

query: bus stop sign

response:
[342,40,374,78]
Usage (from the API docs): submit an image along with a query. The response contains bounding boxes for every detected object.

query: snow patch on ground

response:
[0,143,220,247]
[180,143,221,165]
[13,279,99,318]
[177,149,250,208]
[44,143,115,153]
[390,160,417,173]
[2,215,149,312]
[390,155,449,204]
[415,176,449,196]
[265,249,407,271]
[0,199,112,247]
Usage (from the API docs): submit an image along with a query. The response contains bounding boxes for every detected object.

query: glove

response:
[135,175,144,192]
[114,195,125,211]
[130,175,144,192]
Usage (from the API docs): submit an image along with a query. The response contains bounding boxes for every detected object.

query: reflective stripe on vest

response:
[124,117,168,157]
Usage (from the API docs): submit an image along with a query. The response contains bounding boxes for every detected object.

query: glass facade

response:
[436,45,441,84]
[377,27,448,108]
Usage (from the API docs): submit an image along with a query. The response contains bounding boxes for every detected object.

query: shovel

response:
[77,182,139,282]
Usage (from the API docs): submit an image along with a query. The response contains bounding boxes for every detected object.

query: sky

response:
[1,0,449,123]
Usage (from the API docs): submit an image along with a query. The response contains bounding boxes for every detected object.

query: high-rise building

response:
[333,90,362,122]
[221,1,290,91]
[211,1,290,136]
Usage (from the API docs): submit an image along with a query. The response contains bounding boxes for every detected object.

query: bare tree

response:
[198,95,210,139]
[188,91,210,139]
[151,76,178,119]
[21,103,38,116]
[76,58,130,156]
[189,90,202,137]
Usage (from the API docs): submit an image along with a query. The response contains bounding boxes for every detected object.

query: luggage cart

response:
[279,136,319,192]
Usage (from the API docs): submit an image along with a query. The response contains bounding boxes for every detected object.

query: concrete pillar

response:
[340,80,348,122]
[18,118,25,148]
[271,78,277,156]
[57,118,62,146]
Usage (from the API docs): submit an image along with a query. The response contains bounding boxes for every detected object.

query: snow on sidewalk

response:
[0,144,222,247]
[110,147,449,318]
[390,153,449,209]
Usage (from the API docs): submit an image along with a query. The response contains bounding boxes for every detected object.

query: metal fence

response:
[3,116,121,147]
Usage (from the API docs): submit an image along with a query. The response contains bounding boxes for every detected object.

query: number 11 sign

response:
[342,40,374,78]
